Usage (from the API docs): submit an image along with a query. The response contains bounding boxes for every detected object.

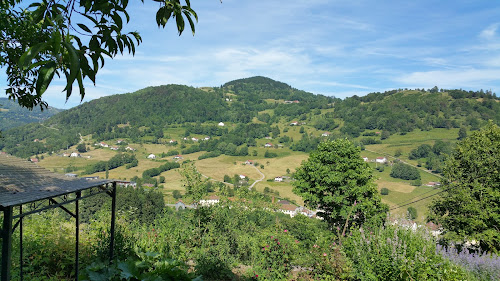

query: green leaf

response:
[175,11,184,35]
[111,12,123,30]
[19,43,47,69]
[76,70,86,100]
[184,10,196,36]
[77,23,92,33]
[35,61,57,96]
[53,30,62,55]
[62,42,80,90]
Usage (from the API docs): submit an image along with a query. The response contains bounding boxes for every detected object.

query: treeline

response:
[409,140,453,173]
[84,153,137,174]
[334,90,500,137]
[142,161,180,178]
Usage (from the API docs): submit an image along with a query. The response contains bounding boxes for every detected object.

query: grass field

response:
[36,126,455,222]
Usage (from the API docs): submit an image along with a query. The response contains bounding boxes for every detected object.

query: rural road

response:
[249,165,265,190]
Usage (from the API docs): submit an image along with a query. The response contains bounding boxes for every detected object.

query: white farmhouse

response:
[375,157,387,163]
[147,154,156,159]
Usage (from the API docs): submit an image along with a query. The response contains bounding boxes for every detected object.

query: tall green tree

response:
[179,161,207,201]
[429,122,500,253]
[293,139,388,228]
[1,0,202,109]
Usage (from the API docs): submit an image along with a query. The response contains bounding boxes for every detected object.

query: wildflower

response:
[278,242,280,245]
[323,253,327,256]
[295,240,299,243]
[284,229,288,232]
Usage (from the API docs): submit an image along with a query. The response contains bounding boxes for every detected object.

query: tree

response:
[458,127,467,140]
[293,139,388,228]
[390,163,421,180]
[407,207,417,220]
[1,0,202,109]
[179,161,207,201]
[76,143,87,153]
[172,190,182,199]
[429,122,500,253]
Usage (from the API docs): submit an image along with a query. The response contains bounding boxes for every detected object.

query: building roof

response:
[0,154,112,208]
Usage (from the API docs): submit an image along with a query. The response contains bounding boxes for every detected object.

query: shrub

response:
[390,163,421,180]
[343,224,474,281]
[407,206,417,220]
[253,230,296,280]
[437,246,500,281]
[380,188,389,195]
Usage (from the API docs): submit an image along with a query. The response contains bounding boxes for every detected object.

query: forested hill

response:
[0,98,63,130]
[0,77,334,157]
[46,78,332,135]
[334,89,500,137]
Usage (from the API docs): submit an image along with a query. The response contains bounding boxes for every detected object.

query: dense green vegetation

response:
[334,89,500,137]
[429,123,500,253]
[4,187,493,281]
[293,139,388,228]
[1,77,499,162]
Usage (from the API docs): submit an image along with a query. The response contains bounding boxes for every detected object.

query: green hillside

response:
[0,97,63,130]
[1,77,499,221]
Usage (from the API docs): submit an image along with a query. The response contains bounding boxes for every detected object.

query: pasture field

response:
[36,129,453,222]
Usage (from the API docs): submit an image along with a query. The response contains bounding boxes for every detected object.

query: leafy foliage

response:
[429,122,500,253]
[343,224,475,281]
[1,0,199,109]
[84,152,137,174]
[293,139,388,227]
[390,162,421,180]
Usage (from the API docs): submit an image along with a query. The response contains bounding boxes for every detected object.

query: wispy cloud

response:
[479,23,499,40]
[395,68,500,90]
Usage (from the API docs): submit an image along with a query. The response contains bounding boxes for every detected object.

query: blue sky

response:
[3,0,500,109]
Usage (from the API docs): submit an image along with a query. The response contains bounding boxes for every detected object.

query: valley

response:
[3,76,492,222]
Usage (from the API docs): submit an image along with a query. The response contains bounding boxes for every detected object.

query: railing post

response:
[1,207,13,281]
[75,192,81,281]
[109,182,117,264]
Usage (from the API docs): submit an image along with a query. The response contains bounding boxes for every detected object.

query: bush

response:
[253,229,297,280]
[390,163,421,180]
[380,188,389,195]
[264,150,278,158]
[407,207,417,220]
[343,224,475,281]
[411,179,422,186]
[437,246,500,281]
[80,251,197,281]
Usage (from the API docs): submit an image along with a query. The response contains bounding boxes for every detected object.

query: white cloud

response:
[479,23,499,40]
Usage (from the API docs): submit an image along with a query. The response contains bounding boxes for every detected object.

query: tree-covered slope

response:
[0,98,63,130]
[0,78,332,157]
[334,89,500,137]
